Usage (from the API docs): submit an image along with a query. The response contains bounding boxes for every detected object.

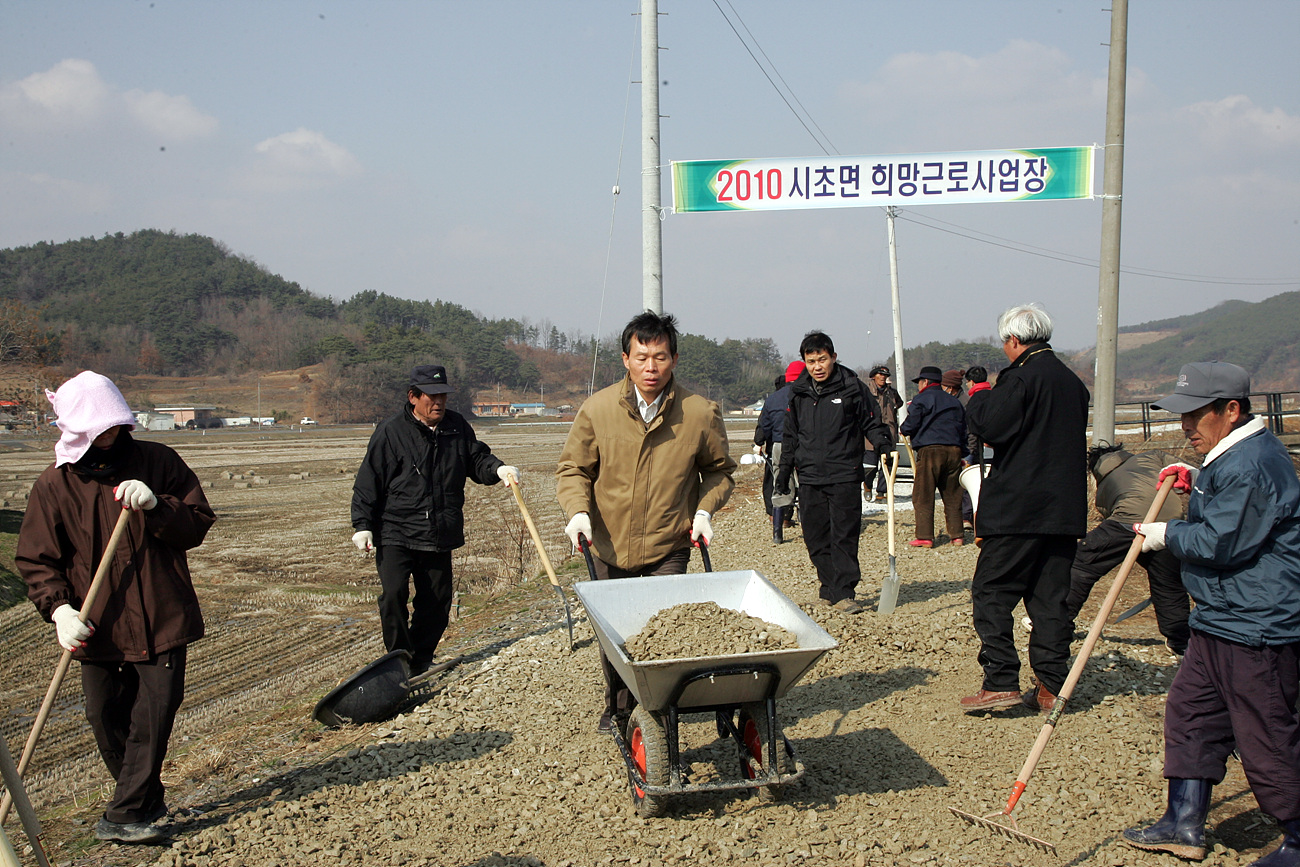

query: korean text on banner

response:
[671,147,1095,214]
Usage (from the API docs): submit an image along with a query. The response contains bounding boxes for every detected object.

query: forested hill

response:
[1115,292,1300,392]
[0,230,784,419]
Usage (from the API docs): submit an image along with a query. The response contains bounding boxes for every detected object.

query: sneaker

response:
[832,597,866,614]
[94,816,168,845]
[909,539,932,548]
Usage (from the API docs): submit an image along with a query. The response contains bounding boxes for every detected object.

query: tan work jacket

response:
[557,375,735,571]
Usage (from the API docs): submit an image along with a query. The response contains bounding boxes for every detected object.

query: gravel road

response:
[1,426,1284,866]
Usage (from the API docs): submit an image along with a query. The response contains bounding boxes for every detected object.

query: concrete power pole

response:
[641,0,663,314]
[1093,0,1128,445]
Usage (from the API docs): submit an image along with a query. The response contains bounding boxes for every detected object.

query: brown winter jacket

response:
[18,437,215,663]
[556,375,736,571]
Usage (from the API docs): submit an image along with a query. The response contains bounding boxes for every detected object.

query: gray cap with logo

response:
[1152,361,1250,414]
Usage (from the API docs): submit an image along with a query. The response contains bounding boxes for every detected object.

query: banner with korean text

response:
[671,146,1094,213]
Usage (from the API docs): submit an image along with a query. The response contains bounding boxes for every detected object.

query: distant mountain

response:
[1118,299,1253,335]
[1115,292,1300,397]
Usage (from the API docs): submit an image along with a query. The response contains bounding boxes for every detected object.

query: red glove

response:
[1159,463,1198,493]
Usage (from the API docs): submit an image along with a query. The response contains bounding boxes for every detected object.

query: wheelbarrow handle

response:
[577,533,598,581]
[694,538,713,573]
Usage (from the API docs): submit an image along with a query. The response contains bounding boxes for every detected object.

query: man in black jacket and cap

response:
[351,365,519,674]
[777,331,892,614]
[960,304,1090,714]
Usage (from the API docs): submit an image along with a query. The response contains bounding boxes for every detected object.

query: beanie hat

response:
[784,361,807,382]
[46,371,137,467]
[941,369,964,390]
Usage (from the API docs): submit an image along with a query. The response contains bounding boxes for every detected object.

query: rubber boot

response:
[1253,819,1300,867]
[772,507,784,545]
[1123,778,1213,860]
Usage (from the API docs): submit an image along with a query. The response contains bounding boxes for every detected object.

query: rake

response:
[951,474,1176,853]
[506,479,574,649]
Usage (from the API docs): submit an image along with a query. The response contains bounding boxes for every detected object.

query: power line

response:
[896,210,1299,288]
[710,0,836,155]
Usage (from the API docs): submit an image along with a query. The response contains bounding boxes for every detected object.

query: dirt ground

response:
[0,421,1287,867]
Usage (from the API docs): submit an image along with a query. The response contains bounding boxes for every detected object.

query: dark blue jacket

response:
[1167,419,1300,646]
[352,406,503,551]
[754,384,791,447]
[899,384,967,454]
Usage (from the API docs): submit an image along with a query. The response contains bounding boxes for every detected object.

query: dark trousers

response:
[971,534,1074,695]
[81,647,187,824]
[592,548,692,715]
[799,481,863,604]
[862,451,890,496]
[912,445,964,541]
[376,545,454,669]
[1066,519,1191,653]
[1164,630,1300,821]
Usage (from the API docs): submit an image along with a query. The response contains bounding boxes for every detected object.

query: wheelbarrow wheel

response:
[627,706,669,818]
[738,702,789,802]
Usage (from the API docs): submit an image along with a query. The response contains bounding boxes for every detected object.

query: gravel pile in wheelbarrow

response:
[623,601,798,660]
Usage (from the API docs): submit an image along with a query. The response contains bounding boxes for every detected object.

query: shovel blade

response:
[877,557,900,614]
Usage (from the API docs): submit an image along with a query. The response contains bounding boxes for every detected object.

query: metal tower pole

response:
[641,0,663,314]
[1093,0,1128,444]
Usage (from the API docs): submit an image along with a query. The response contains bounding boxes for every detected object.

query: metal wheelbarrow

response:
[574,565,837,817]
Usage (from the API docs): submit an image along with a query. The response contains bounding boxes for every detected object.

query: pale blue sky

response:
[2,0,1297,367]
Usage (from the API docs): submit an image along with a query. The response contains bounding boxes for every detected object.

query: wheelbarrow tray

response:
[574,570,836,713]
[313,650,411,727]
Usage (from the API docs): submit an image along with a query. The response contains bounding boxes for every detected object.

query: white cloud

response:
[0,59,216,143]
[253,128,360,177]
[124,89,218,141]
[1182,95,1300,152]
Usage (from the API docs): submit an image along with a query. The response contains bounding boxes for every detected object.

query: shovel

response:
[877,452,902,614]
[506,480,574,650]
[0,730,51,867]
[0,507,133,825]
[950,474,1176,853]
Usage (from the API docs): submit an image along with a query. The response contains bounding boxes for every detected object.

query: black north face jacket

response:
[351,405,503,550]
[778,364,891,488]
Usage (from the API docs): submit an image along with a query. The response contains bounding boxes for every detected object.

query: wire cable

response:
[710,0,835,155]
[590,10,642,397]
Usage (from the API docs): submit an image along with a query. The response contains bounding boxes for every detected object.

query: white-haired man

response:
[959,303,1090,714]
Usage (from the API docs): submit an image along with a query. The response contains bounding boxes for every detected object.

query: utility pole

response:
[886,208,908,394]
[1093,0,1128,445]
[641,0,663,314]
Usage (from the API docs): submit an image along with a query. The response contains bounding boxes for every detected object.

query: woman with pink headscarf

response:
[16,371,215,845]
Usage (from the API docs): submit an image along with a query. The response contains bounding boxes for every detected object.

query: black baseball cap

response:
[410,364,453,394]
[1152,361,1249,414]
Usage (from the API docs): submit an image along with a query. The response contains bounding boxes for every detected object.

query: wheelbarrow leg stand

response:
[666,706,685,789]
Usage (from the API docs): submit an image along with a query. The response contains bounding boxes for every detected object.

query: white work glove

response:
[52,603,93,652]
[691,510,713,546]
[497,465,520,486]
[351,530,373,553]
[1134,522,1167,553]
[114,479,157,511]
[752,444,762,455]
[565,513,593,549]
[1159,462,1200,493]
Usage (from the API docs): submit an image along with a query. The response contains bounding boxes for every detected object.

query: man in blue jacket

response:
[754,361,805,544]
[1125,362,1300,866]
[900,365,967,548]
[351,365,518,675]
[776,331,892,614]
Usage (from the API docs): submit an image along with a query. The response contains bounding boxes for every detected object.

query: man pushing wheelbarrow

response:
[556,311,736,733]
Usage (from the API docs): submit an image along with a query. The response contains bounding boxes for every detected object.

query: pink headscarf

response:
[46,371,137,467]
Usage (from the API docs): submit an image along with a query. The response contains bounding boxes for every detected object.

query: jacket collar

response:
[1006,342,1052,370]
[621,374,676,424]
[1202,415,1265,467]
